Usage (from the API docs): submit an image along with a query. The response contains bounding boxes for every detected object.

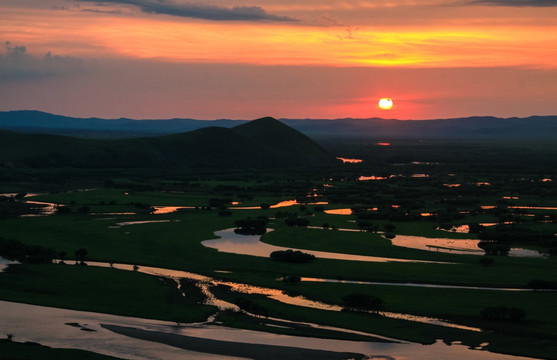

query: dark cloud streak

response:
[465,0,557,6]
[77,0,296,21]
[0,42,86,81]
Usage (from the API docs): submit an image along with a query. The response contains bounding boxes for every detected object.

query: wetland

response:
[1,138,557,359]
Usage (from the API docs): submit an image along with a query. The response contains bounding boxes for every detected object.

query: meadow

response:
[1,139,556,359]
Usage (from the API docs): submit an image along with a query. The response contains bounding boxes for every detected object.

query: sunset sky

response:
[1,0,557,120]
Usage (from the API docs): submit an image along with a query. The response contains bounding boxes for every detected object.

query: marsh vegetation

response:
[1,138,556,359]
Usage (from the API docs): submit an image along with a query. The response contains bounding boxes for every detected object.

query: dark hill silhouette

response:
[0,118,334,169]
[232,117,332,164]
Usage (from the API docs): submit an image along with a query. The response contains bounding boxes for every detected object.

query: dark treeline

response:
[270,249,315,263]
[342,293,384,313]
[234,218,268,235]
[478,225,557,254]
[0,237,55,264]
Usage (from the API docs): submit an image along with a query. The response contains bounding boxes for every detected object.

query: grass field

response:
[1,152,556,360]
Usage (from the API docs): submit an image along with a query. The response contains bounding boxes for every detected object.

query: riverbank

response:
[102,324,367,360]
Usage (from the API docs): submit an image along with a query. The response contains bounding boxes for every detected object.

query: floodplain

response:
[1,139,556,359]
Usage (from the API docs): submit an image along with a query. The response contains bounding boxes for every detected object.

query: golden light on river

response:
[378,98,393,110]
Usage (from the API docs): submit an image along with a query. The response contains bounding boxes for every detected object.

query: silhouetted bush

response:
[478,241,510,256]
[0,237,55,264]
[342,293,384,312]
[234,218,267,235]
[234,297,270,317]
[270,249,315,263]
[284,216,310,227]
[282,275,301,284]
[74,248,88,265]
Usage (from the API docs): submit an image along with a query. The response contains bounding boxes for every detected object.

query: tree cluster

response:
[478,241,510,256]
[342,292,384,313]
[234,218,268,235]
[284,216,310,227]
[0,237,55,264]
[234,297,270,317]
[479,226,555,245]
[477,225,557,254]
[282,275,301,284]
[270,249,315,263]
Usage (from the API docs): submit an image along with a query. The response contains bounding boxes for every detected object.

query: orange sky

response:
[1,0,557,119]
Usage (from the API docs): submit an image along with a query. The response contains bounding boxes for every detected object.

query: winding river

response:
[2,299,534,360]
[0,239,542,360]
[0,211,549,359]
[202,228,449,264]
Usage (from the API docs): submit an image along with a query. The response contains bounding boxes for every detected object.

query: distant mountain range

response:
[284,116,557,139]
[1,110,556,139]
[0,116,333,168]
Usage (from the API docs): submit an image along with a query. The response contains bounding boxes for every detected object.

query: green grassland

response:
[1,202,556,358]
[1,139,557,359]
[0,263,215,323]
[1,208,554,288]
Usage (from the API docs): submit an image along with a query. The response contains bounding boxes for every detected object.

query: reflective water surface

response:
[82,260,484,332]
[0,249,543,360]
[324,208,353,215]
[20,200,58,217]
[336,157,363,163]
[358,175,387,181]
[152,206,195,214]
[391,235,484,255]
[202,228,446,264]
[0,257,19,272]
[232,200,328,210]
[0,300,536,360]
[301,277,536,292]
[390,235,547,258]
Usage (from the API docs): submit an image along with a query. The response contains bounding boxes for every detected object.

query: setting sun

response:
[378,98,393,110]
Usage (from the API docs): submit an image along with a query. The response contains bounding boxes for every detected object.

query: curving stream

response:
[202,228,449,264]
[0,218,548,359]
[0,249,541,360]
[1,299,535,360]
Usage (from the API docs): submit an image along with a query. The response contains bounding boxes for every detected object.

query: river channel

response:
[0,196,549,359]
[202,228,449,264]
[1,299,536,360]
[0,234,542,360]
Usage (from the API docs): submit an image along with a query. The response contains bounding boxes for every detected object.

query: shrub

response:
[270,249,315,263]
[284,216,310,227]
[342,293,384,312]
[234,218,267,235]
[282,275,301,284]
